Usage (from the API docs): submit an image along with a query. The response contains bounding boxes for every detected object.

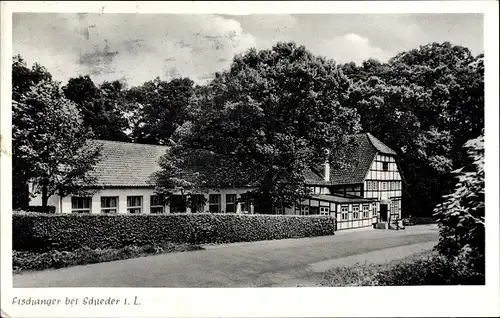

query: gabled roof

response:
[307,133,397,186]
[366,132,397,155]
[88,139,168,187]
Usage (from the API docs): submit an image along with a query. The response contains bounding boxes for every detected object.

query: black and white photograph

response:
[1,1,499,317]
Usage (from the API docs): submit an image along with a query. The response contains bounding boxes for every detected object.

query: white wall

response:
[363,153,403,220]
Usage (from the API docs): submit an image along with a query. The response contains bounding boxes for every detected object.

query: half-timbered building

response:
[29,133,403,231]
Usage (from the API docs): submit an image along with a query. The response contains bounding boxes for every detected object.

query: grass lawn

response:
[320,250,484,286]
[13,243,203,274]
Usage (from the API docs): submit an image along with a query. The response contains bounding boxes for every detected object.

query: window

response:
[353,205,360,219]
[373,206,378,218]
[72,197,91,213]
[340,206,348,220]
[209,194,221,213]
[310,206,319,215]
[190,194,206,213]
[101,196,118,214]
[381,182,388,190]
[362,205,369,218]
[170,195,186,213]
[367,181,378,191]
[319,207,329,215]
[127,196,142,214]
[391,200,400,214]
[150,195,164,214]
[382,162,389,171]
[226,194,237,213]
[300,205,309,215]
[390,181,401,191]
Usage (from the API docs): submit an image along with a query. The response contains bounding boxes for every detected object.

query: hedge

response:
[402,216,437,226]
[13,212,336,252]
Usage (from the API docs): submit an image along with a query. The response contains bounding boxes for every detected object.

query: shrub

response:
[320,251,485,286]
[13,243,202,273]
[13,213,336,252]
[433,133,485,274]
[402,216,437,226]
[376,253,484,285]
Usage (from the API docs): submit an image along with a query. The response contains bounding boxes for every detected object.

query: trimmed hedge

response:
[13,212,336,252]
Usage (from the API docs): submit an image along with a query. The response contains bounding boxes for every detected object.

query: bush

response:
[402,216,437,226]
[433,133,485,274]
[13,243,202,273]
[320,251,485,286]
[376,252,484,285]
[13,213,336,252]
[17,205,56,214]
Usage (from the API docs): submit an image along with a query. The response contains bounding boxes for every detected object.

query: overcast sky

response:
[13,13,483,88]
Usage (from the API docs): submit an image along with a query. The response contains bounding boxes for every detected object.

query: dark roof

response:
[87,132,396,188]
[366,133,397,155]
[309,194,374,203]
[88,140,168,187]
[307,133,397,186]
[304,167,327,184]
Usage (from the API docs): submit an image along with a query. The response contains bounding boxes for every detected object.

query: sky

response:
[13,13,483,88]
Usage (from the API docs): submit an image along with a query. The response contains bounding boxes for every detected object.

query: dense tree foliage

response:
[434,132,484,274]
[125,77,195,145]
[12,56,54,207]
[153,42,361,213]
[13,79,101,209]
[62,76,130,142]
[343,42,484,217]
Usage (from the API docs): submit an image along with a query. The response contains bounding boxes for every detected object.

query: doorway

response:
[380,204,388,222]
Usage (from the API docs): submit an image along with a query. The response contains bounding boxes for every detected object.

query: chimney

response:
[324,149,330,182]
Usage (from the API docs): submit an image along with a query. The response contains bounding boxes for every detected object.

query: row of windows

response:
[298,204,374,220]
[366,181,402,191]
[339,204,372,220]
[71,194,249,214]
[298,206,331,216]
[310,187,328,195]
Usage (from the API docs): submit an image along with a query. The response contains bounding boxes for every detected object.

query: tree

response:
[126,77,195,145]
[154,42,361,213]
[12,55,53,208]
[434,132,484,274]
[344,42,484,217]
[63,76,131,142]
[12,55,52,102]
[13,80,102,210]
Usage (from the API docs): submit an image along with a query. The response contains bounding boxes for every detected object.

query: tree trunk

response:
[258,172,274,214]
[41,179,48,207]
